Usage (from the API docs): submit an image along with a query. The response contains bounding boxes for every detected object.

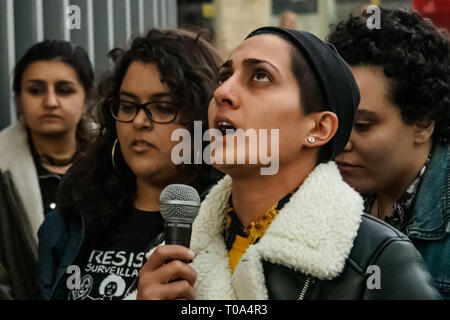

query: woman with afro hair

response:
[329,7,450,298]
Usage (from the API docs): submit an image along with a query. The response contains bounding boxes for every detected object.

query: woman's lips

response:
[39,114,63,120]
[214,115,237,135]
[336,160,362,172]
[131,139,155,152]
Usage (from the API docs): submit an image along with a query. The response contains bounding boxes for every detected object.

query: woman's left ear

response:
[305,111,339,147]
[414,119,434,145]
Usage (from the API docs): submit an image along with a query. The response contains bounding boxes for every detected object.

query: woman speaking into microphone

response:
[36,29,222,300]
[135,26,441,300]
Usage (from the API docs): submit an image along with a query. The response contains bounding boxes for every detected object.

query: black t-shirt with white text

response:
[67,209,164,300]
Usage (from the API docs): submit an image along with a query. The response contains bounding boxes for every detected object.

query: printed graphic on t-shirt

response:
[68,249,146,300]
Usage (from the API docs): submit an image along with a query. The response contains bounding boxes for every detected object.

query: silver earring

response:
[112,138,132,178]
[112,138,123,177]
[308,136,315,143]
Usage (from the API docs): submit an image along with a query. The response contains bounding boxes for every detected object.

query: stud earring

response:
[308,136,315,143]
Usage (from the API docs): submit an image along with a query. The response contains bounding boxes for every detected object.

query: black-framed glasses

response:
[109,100,178,124]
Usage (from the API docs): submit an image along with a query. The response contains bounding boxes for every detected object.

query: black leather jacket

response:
[264,214,442,300]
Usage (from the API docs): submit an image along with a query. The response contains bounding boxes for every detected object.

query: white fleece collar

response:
[191,161,364,300]
[0,122,43,244]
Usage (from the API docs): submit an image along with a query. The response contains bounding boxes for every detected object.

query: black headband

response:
[246,26,360,161]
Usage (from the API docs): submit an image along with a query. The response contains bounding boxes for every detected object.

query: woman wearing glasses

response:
[36,29,222,300]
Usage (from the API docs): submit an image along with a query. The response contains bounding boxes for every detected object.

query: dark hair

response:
[13,39,95,153]
[328,7,450,145]
[247,30,329,162]
[59,29,222,247]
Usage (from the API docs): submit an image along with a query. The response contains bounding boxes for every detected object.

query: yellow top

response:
[228,235,251,272]
[227,203,279,272]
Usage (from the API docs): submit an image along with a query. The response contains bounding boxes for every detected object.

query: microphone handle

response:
[164,221,192,248]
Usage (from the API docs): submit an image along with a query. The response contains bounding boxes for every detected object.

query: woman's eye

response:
[354,122,372,131]
[253,71,270,82]
[154,104,175,114]
[217,72,231,85]
[119,103,136,113]
[56,86,75,95]
[27,87,44,95]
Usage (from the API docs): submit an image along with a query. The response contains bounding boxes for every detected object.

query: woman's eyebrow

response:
[218,58,280,74]
[149,93,171,100]
[119,90,139,101]
[24,79,46,85]
[242,58,280,73]
[218,60,233,71]
[25,79,76,85]
[356,109,378,119]
[119,91,171,101]
[55,80,76,86]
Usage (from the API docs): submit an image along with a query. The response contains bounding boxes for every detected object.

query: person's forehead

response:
[22,60,80,83]
[230,34,292,68]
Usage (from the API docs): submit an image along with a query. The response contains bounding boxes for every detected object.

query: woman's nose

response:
[343,134,354,152]
[213,76,239,109]
[43,88,59,108]
[133,108,153,130]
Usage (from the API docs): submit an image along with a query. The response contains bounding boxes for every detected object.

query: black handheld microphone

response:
[160,184,201,248]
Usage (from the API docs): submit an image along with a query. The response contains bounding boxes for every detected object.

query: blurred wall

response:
[271,0,337,40]
[214,0,271,58]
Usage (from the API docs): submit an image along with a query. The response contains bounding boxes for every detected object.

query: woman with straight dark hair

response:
[37,28,223,300]
[0,40,94,300]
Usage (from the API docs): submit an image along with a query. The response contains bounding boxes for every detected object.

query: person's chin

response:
[130,161,178,182]
[34,125,70,136]
[340,174,370,194]
[212,161,261,177]
[133,169,160,182]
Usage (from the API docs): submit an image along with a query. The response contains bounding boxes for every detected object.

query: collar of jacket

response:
[407,144,450,240]
[0,122,43,244]
[190,161,364,300]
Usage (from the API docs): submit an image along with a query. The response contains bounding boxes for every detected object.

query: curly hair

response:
[59,29,222,247]
[328,7,450,145]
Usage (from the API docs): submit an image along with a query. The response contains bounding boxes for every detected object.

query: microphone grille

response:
[160,184,201,222]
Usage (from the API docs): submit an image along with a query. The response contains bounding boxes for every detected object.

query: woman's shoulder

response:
[0,122,27,145]
[352,215,441,299]
[38,208,83,248]
[0,122,31,168]
[37,208,84,300]
[349,214,410,268]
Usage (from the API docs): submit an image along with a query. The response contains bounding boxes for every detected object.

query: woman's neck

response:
[230,159,316,228]
[134,178,163,212]
[30,130,78,174]
[372,143,432,220]
[30,130,77,158]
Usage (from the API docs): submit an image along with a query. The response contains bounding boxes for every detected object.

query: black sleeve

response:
[363,238,442,300]
[0,259,14,300]
[0,170,38,300]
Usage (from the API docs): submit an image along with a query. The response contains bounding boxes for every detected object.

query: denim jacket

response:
[37,209,85,300]
[405,144,450,299]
